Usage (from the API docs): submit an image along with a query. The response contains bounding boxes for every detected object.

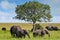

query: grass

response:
[0,23,60,40]
[0,23,60,30]
[0,30,60,40]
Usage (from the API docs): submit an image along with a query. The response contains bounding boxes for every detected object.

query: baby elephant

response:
[2,27,6,31]
[33,29,50,37]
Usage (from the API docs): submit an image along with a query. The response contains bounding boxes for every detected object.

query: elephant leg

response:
[23,30,30,38]
[12,34,15,37]
[46,32,50,37]
[16,33,20,38]
[45,30,50,37]
[40,31,45,37]
[27,33,30,38]
[23,35,26,38]
[16,31,22,38]
[33,33,37,37]
[40,34,44,37]
[23,32,30,38]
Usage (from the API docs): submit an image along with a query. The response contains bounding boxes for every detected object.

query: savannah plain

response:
[0,23,60,40]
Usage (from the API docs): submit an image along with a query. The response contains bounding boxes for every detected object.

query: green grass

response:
[0,23,60,40]
[0,30,60,40]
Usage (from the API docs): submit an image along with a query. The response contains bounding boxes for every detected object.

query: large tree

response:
[15,1,52,30]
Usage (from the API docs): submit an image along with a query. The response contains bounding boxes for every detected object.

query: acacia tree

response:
[15,1,52,30]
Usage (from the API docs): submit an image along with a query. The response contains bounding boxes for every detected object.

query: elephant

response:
[2,27,6,31]
[10,25,22,37]
[33,29,50,37]
[45,26,58,31]
[10,25,30,38]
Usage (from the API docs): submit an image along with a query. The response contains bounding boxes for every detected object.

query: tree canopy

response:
[15,1,52,30]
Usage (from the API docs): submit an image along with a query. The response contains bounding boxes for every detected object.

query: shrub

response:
[35,24,43,30]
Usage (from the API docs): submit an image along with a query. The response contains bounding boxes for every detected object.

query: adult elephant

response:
[10,25,22,37]
[10,25,30,38]
[33,29,50,37]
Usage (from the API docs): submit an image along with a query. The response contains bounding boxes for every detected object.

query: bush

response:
[35,24,43,30]
[31,24,43,32]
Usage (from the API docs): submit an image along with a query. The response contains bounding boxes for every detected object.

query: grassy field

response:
[0,23,60,40]
[0,23,60,30]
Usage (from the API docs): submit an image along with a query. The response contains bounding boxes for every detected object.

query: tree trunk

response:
[32,22,35,31]
[31,22,35,32]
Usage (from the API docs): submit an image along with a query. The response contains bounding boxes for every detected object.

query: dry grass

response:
[0,23,60,30]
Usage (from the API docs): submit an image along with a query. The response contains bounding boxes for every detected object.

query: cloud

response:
[51,16,60,23]
[0,11,25,23]
[0,11,9,16]
[0,11,16,22]
[52,0,60,5]
[45,0,60,5]
[0,0,18,22]
[43,0,60,18]
[0,0,17,10]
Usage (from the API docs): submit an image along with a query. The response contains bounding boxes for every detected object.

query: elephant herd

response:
[10,25,50,38]
[45,25,58,31]
[1,25,59,38]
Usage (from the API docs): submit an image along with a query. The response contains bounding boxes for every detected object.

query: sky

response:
[0,0,60,23]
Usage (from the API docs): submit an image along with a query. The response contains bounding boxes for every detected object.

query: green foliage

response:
[15,1,52,23]
[35,24,43,30]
